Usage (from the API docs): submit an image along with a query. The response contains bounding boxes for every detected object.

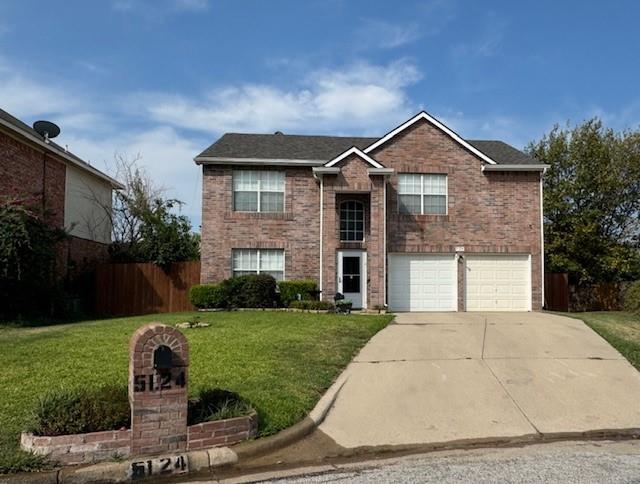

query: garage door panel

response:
[465,255,531,312]
[389,254,457,312]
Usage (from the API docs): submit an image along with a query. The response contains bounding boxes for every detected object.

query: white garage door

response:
[388,254,457,312]
[465,255,531,311]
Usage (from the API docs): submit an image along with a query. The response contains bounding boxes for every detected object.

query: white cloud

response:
[356,19,423,49]
[0,61,80,117]
[173,0,209,10]
[60,127,205,226]
[111,0,209,16]
[451,12,507,60]
[140,60,422,136]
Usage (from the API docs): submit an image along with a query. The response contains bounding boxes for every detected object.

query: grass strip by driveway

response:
[563,311,640,370]
[0,311,392,473]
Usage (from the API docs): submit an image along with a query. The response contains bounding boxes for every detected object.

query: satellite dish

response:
[33,120,61,143]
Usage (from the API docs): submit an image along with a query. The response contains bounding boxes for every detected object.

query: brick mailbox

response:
[129,323,189,456]
[21,322,258,473]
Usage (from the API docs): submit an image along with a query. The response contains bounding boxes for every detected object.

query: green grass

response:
[0,311,392,473]
[563,311,640,370]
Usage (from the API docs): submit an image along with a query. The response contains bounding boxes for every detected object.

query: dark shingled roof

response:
[198,133,378,161]
[197,132,538,165]
[466,140,539,165]
[0,108,122,186]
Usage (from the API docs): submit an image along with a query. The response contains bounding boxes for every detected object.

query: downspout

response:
[383,178,387,307]
[42,151,47,213]
[319,176,323,297]
[540,170,546,309]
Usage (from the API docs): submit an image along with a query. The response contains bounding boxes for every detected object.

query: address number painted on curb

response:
[130,455,188,480]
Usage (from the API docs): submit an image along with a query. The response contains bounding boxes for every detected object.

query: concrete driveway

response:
[318,312,640,448]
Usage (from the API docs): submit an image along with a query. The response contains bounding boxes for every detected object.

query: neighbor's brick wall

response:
[200,166,320,283]
[0,128,66,228]
[370,119,543,310]
[59,236,110,280]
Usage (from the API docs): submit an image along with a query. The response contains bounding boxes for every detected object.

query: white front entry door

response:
[337,250,366,309]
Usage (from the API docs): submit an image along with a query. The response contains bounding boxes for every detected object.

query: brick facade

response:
[200,118,543,311]
[200,166,320,283]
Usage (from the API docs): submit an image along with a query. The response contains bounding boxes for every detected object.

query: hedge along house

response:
[196,111,549,312]
[0,107,122,280]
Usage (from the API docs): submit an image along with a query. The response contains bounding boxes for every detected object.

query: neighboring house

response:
[0,108,122,279]
[195,111,548,312]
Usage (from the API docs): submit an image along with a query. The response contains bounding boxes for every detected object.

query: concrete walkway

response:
[318,312,640,448]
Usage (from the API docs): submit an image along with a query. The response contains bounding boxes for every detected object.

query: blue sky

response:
[2,0,639,228]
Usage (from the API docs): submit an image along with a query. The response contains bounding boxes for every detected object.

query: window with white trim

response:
[340,200,365,241]
[398,174,447,215]
[233,170,284,212]
[232,249,284,281]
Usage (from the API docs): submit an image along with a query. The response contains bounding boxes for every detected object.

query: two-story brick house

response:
[196,111,548,312]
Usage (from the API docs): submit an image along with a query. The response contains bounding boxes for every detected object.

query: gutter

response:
[195,156,326,167]
[0,118,123,189]
[482,164,550,172]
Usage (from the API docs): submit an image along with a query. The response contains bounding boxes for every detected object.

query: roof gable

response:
[363,111,498,165]
[324,146,384,169]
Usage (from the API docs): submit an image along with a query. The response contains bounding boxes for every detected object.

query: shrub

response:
[190,275,278,309]
[624,281,640,314]
[220,274,277,308]
[28,385,254,436]
[28,385,130,436]
[189,284,227,309]
[241,274,277,308]
[278,280,318,307]
[187,388,253,425]
[288,300,334,311]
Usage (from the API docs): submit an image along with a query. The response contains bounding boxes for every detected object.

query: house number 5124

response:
[133,371,186,392]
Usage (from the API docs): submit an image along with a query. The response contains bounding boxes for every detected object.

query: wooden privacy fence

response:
[95,261,201,316]
[545,272,631,312]
[544,273,569,311]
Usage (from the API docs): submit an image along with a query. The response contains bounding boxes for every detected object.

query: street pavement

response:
[231,440,640,484]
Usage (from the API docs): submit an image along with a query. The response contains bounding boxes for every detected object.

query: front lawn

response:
[0,311,392,473]
[565,311,640,370]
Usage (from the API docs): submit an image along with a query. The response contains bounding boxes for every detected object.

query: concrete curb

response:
[3,427,639,482]
[234,371,349,460]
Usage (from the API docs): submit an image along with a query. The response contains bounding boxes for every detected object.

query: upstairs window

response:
[398,174,447,215]
[340,200,365,241]
[233,170,284,212]
[232,249,284,281]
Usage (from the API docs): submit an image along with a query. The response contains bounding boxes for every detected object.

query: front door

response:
[337,250,366,309]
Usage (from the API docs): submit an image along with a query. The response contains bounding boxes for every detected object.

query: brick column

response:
[368,175,386,308]
[129,324,189,455]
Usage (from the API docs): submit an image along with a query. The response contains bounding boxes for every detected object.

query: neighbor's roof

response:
[0,108,123,188]
[196,132,538,166]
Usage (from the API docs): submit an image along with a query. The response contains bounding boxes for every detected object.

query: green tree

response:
[527,119,640,284]
[107,155,200,267]
[0,197,67,318]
